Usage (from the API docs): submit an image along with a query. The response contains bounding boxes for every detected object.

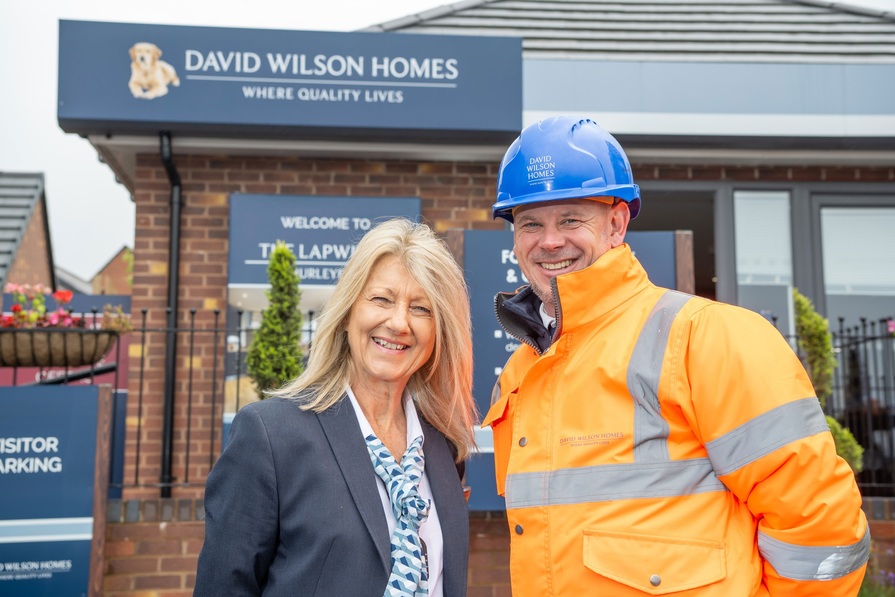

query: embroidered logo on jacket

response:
[559,432,625,447]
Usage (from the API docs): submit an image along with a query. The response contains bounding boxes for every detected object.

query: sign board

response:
[0,385,111,596]
[458,230,692,510]
[57,20,523,142]
[228,194,421,313]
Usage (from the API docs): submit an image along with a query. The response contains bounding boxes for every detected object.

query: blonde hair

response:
[270,218,477,460]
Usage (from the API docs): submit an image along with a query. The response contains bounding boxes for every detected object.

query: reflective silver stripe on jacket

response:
[506,290,728,509]
[705,398,830,477]
[758,527,870,581]
[627,290,692,462]
[505,459,726,509]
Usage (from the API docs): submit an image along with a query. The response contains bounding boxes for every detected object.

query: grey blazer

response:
[194,396,469,596]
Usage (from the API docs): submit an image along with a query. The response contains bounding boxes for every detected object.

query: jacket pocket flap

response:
[481,385,512,428]
[583,529,726,595]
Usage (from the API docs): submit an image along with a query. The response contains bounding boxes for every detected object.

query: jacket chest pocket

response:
[482,384,517,497]
[583,529,727,595]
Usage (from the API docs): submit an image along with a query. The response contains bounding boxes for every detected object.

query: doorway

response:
[627,191,716,299]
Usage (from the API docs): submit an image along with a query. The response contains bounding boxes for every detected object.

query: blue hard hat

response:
[493,116,641,222]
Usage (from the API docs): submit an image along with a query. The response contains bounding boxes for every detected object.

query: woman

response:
[194,218,477,597]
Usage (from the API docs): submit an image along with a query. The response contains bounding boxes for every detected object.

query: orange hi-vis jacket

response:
[482,244,869,596]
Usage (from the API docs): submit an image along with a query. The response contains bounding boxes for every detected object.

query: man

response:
[481,116,869,596]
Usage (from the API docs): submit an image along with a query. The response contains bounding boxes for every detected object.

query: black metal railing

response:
[2,309,892,496]
[830,318,895,496]
[114,308,313,494]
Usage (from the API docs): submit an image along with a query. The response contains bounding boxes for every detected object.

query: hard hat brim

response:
[493,183,641,222]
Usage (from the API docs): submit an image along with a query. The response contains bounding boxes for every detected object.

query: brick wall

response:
[865,500,895,574]
[7,198,52,287]
[103,499,204,596]
[92,247,133,295]
[103,505,511,596]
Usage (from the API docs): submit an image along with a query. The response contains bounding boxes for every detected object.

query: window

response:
[734,191,794,335]
[821,207,895,328]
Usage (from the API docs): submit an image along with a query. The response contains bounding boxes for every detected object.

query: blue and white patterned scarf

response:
[365,433,430,597]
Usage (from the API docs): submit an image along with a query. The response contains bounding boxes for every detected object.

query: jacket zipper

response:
[494,293,543,355]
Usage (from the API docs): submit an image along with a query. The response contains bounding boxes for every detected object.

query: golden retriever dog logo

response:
[128,42,180,99]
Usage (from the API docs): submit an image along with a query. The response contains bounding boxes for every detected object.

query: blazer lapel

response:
[421,417,470,596]
[316,395,391,570]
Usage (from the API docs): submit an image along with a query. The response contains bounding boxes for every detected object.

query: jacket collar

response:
[553,243,651,331]
[497,244,651,352]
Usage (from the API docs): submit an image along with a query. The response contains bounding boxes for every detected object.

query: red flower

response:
[52,289,74,305]
[10,304,22,313]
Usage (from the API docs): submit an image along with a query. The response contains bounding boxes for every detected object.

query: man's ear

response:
[609,201,631,247]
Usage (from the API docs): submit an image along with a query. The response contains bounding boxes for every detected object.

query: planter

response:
[0,328,117,368]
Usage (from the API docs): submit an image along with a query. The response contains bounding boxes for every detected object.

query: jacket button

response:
[650,575,661,587]
[518,437,528,447]
[515,524,524,535]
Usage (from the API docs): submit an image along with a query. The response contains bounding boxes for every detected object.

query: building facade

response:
[53,1,895,593]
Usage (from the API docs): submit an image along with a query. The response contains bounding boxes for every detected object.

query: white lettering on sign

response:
[1,560,72,573]
[266,53,364,77]
[0,436,60,454]
[371,57,459,80]
[364,89,404,103]
[0,437,64,474]
[254,242,357,262]
[184,50,261,73]
[0,457,63,473]
[296,243,356,261]
[184,50,460,81]
[257,242,295,259]
[297,267,343,281]
[241,86,294,100]
[280,216,350,230]
[295,88,362,102]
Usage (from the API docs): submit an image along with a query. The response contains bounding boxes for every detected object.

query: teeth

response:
[373,338,407,350]
[541,259,573,271]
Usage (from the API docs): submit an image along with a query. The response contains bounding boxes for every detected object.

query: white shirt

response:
[539,301,556,331]
[347,387,444,597]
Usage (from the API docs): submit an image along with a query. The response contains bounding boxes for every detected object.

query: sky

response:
[1,0,894,281]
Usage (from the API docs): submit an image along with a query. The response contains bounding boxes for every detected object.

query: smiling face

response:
[345,254,436,399]
[513,197,629,315]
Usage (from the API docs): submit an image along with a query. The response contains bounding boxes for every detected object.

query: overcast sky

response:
[1,0,894,280]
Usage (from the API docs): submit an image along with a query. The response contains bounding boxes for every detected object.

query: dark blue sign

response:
[0,386,103,596]
[228,194,421,287]
[462,230,682,510]
[57,21,523,142]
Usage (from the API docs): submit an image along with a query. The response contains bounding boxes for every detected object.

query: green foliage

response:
[246,240,303,396]
[827,415,864,474]
[123,247,134,287]
[793,289,836,408]
[793,288,863,473]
